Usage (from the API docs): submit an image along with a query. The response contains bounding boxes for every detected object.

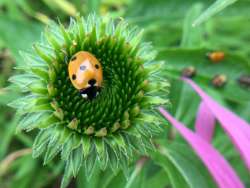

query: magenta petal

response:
[195,101,216,142]
[183,78,250,170]
[158,107,244,188]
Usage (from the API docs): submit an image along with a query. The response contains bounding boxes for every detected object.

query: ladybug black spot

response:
[72,74,76,80]
[71,56,77,61]
[95,64,99,69]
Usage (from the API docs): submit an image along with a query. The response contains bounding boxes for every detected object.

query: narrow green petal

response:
[32,130,51,158]
[61,160,73,188]
[70,147,83,177]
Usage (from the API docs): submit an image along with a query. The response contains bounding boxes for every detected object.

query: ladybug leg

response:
[96,87,101,96]
[79,86,101,100]
[79,89,88,98]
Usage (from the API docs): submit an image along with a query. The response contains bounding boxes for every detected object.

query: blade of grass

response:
[181,3,204,48]
[193,0,238,26]
[125,157,148,188]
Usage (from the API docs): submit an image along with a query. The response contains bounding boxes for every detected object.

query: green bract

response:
[9,14,169,187]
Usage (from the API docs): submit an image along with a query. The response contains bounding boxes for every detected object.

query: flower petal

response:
[183,77,250,171]
[158,107,244,188]
[195,101,216,142]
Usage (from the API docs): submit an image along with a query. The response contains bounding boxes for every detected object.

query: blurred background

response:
[0,0,250,187]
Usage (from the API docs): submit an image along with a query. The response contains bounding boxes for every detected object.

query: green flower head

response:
[9,14,169,187]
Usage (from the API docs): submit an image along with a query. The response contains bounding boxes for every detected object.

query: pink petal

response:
[158,107,244,188]
[183,78,250,171]
[195,101,216,142]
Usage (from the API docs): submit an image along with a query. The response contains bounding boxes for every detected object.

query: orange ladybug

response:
[206,51,225,63]
[68,51,103,99]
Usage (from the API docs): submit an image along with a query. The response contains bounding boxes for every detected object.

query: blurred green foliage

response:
[0,0,250,187]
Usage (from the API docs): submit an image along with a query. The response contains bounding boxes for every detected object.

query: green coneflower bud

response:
[9,14,169,187]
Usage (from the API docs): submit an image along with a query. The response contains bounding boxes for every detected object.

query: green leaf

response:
[193,0,238,26]
[0,116,20,159]
[0,14,43,65]
[174,83,201,126]
[162,143,216,188]
[124,159,172,188]
[125,158,147,188]
[87,0,101,14]
[10,154,36,186]
[151,150,188,188]
[143,167,170,188]
[151,142,217,188]
[181,3,204,48]
[42,0,77,16]
[98,170,126,188]
[126,0,211,25]
[165,79,183,115]
[0,85,21,105]
[157,48,250,104]
[204,15,250,58]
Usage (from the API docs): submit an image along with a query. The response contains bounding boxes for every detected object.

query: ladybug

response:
[238,75,250,88]
[68,51,103,100]
[181,66,196,78]
[206,51,225,63]
[212,74,227,88]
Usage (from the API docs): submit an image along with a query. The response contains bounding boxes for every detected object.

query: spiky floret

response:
[9,14,169,186]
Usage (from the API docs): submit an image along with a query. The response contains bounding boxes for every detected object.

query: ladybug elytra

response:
[68,51,103,99]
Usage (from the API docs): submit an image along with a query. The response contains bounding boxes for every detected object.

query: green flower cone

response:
[9,14,169,187]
